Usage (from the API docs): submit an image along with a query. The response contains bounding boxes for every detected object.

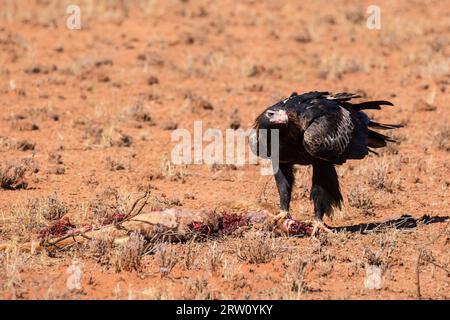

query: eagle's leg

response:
[310,161,343,236]
[272,163,294,225]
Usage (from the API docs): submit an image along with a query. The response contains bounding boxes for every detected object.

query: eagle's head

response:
[254,92,299,130]
[265,108,289,125]
[254,105,289,130]
[250,103,289,159]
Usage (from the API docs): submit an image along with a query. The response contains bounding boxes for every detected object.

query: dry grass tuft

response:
[293,27,313,43]
[102,128,133,148]
[156,244,178,277]
[83,124,133,148]
[160,154,188,182]
[48,152,63,165]
[228,108,241,129]
[185,92,214,112]
[348,185,375,216]
[318,56,363,80]
[182,277,214,300]
[180,241,200,271]
[0,159,34,190]
[381,133,406,155]
[27,193,69,221]
[284,257,310,297]
[88,235,116,267]
[367,161,401,193]
[105,156,127,171]
[127,100,154,125]
[345,6,365,24]
[12,120,40,131]
[89,187,126,225]
[204,241,223,274]
[0,247,27,299]
[235,231,281,264]
[0,136,35,152]
[113,232,146,273]
[363,248,384,267]
[2,200,48,242]
[433,125,450,152]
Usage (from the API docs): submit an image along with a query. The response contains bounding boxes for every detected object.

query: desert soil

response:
[0,0,449,299]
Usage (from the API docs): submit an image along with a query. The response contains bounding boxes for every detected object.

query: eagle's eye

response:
[265,109,288,125]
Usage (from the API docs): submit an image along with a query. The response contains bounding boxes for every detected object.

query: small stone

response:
[414,99,436,111]
[161,121,178,130]
[147,75,159,86]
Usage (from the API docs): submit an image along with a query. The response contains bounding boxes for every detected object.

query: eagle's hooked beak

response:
[269,109,288,125]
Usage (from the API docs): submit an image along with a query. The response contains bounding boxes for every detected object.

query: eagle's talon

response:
[271,210,291,226]
[311,220,333,237]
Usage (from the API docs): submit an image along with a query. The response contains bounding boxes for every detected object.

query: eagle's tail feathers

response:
[353,100,394,111]
[369,121,403,130]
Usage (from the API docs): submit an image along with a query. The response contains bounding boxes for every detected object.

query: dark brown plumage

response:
[250,91,403,233]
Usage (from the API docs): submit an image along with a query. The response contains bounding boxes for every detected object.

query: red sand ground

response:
[0,0,449,299]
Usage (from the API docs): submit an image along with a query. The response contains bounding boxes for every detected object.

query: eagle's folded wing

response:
[302,105,368,164]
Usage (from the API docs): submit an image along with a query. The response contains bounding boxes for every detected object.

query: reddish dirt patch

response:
[0,1,449,300]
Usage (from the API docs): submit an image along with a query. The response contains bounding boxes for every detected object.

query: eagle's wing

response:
[301,99,368,164]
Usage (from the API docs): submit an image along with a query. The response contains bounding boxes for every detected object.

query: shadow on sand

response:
[334,214,449,234]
